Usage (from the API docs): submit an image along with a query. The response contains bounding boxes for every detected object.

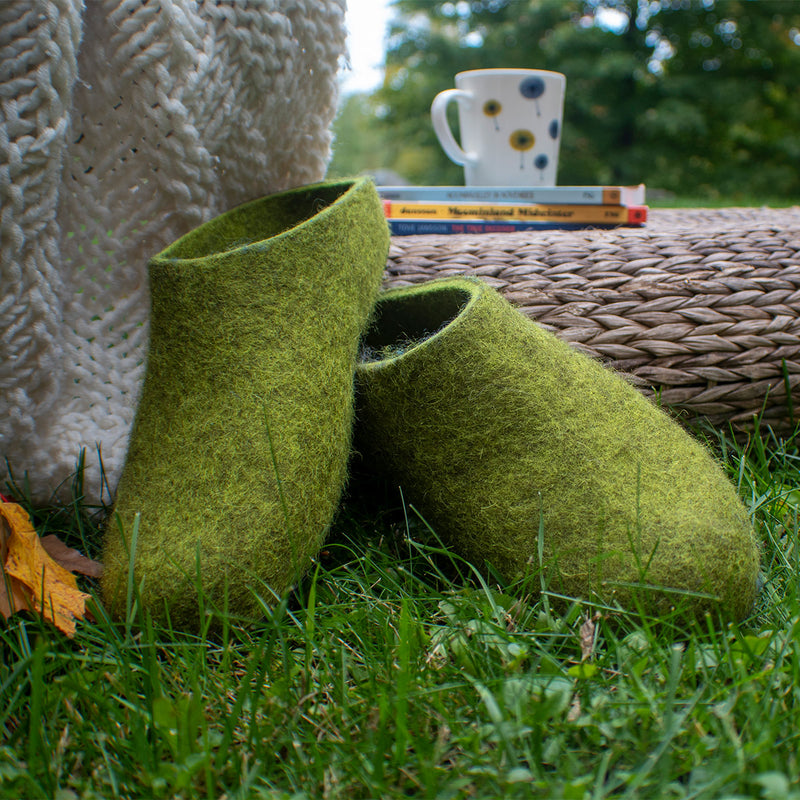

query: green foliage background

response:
[329,0,800,200]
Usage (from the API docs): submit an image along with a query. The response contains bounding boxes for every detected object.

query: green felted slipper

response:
[101,177,389,626]
[354,277,760,620]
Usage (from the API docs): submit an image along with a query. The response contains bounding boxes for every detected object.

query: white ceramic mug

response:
[431,68,566,186]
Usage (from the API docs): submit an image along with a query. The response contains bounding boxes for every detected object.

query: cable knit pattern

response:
[1,0,348,504]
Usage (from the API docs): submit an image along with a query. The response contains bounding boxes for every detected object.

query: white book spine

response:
[378,185,646,206]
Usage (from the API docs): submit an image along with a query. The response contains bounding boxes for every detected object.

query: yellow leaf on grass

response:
[0,570,32,623]
[0,501,92,637]
[0,506,32,619]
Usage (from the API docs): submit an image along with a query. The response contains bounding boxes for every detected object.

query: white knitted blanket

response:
[1,0,348,505]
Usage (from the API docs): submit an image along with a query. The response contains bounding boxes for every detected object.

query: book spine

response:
[378,185,645,205]
[383,200,647,225]
[387,219,643,236]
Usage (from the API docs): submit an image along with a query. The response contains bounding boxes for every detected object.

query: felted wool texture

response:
[1,0,347,505]
[354,278,761,620]
[101,178,390,626]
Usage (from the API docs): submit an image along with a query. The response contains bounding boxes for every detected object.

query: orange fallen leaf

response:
[0,500,96,636]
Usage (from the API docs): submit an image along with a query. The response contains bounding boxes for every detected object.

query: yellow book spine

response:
[382,200,640,223]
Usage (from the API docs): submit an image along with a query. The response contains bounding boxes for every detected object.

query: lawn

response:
[647,194,799,209]
[1,415,799,799]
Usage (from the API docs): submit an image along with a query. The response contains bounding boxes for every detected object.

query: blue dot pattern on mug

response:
[519,76,545,100]
[515,77,561,176]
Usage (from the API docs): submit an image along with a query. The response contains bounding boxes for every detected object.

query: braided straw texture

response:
[385,207,800,432]
[1,0,347,503]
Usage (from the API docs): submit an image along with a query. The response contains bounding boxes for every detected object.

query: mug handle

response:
[430,89,477,166]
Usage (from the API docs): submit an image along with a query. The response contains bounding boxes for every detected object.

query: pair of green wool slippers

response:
[101,178,761,627]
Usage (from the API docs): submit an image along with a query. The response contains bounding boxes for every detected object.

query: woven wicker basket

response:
[385,207,800,432]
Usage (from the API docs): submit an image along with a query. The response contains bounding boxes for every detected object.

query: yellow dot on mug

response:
[483,99,502,130]
[509,129,535,151]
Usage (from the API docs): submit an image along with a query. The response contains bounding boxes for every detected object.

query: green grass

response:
[2,418,800,799]
[647,194,798,209]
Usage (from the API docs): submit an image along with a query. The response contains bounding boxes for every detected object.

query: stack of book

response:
[379,184,647,235]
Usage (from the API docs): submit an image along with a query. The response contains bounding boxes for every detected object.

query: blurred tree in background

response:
[329,0,800,200]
